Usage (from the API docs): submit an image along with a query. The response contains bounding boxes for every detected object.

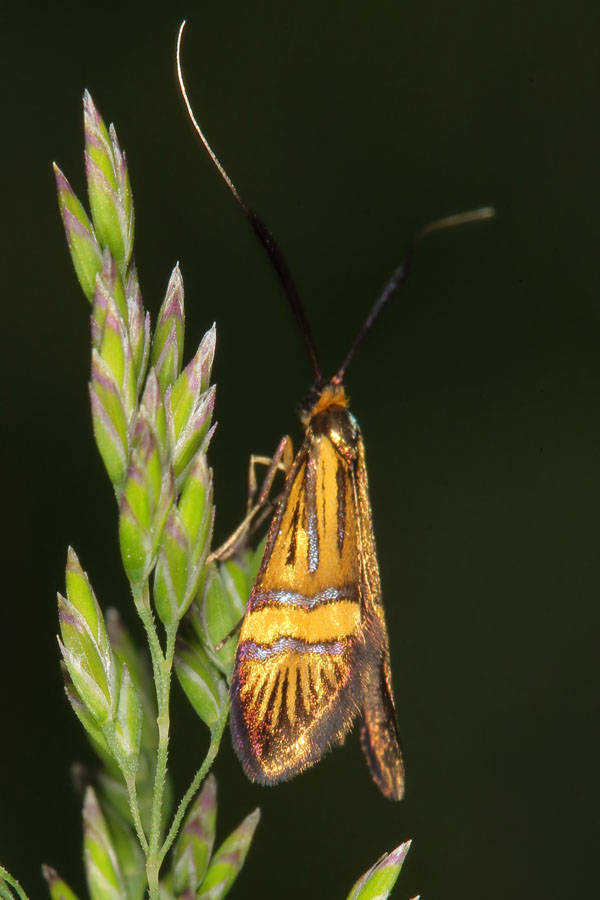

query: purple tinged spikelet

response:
[196,808,260,900]
[99,804,146,900]
[172,384,216,485]
[139,369,168,464]
[42,865,81,900]
[126,268,150,391]
[149,463,176,558]
[198,325,216,393]
[108,121,134,259]
[90,251,139,431]
[91,269,110,350]
[54,162,103,302]
[181,457,214,606]
[118,497,153,587]
[114,663,142,768]
[65,546,103,630]
[84,117,121,252]
[154,447,213,626]
[196,773,218,839]
[174,632,227,728]
[123,419,158,528]
[151,264,185,393]
[154,324,182,395]
[346,840,412,900]
[173,774,218,895]
[139,368,160,420]
[61,662,112,759]
[83,787,126,900]
[170,324,216,439]
[154,507,190,625]
[133,415,162,498]
[90,350,129,489]
[191,565,243,679]
[58,549,118,725]
[101,304,127,393]
[92,249,129,342]
[101,296,137,422]
[84,91,133,269]
[119,414,175,583]
[105,607,157,751]
[179,454,213,563]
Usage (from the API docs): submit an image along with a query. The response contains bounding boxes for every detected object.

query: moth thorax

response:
[300,382,349,426]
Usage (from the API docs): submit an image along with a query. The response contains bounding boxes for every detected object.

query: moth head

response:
[300,381,349,426]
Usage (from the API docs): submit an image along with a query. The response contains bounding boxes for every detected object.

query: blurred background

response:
[1,1,598,898]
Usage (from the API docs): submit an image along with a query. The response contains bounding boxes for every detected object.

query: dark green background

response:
[1,2,598,898]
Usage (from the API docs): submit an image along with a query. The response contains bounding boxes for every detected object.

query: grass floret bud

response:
[105,608,157,743]
[84,91,133,271]
[100,806,146,900]
[54,163,103,302]
[114,663,143,775]
[92,251,128,347]
[173,774,217,896]
[139,370,168,466]
[119,415,174,583]
[168,325,216,484]
[153,508,189,625]
[195,565,244,679]
[42,866,81,900]
[58,550,118,726]
[126,268,150,392]
[196,808,260,900]
[100,298,136,417]
[90,350,130,491]
[171,385,215,486]
[179,454,213,570]
[83,788,126,900]
[174,630,227,729]
[346,840,412,900]
[151,264,185,393]
[169,326,215,437]
[62,663,113,761]
[154,455,213,625]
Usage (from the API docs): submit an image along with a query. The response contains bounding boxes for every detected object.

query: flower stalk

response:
[52,91,248,900]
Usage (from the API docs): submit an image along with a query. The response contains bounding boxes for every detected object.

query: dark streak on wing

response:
[322,455,327,534]
[336,460,346,554]
[285,502,300,566]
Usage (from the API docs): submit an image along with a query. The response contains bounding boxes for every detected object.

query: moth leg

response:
[246,454,275,514]
[208,435,294,564]
[249,434,294,510]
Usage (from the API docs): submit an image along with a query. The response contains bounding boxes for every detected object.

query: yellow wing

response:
[230,407,367,783]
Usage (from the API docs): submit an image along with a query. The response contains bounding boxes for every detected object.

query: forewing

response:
[230,424,366,784]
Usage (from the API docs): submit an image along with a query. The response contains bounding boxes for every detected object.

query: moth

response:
[230,378,405,799]
[177,21,493,799]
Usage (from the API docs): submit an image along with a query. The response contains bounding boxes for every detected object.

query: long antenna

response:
[176,21,322,382]
[333,206,495,383]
